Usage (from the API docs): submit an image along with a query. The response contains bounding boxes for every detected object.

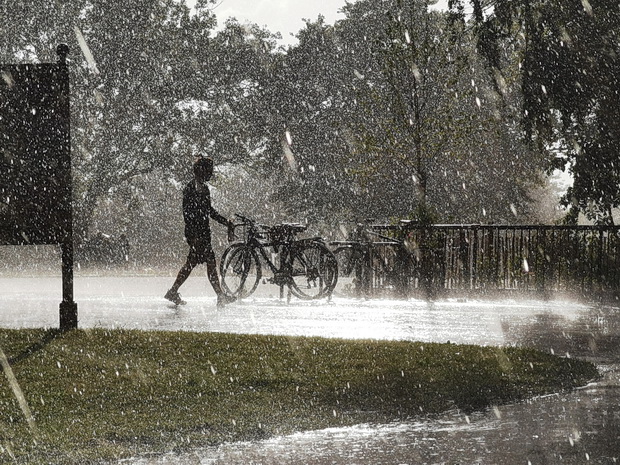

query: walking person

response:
[165,156,236,307]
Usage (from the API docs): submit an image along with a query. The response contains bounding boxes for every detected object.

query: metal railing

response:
[347,224,620,300]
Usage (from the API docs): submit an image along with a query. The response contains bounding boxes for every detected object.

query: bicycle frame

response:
[235,218,304,282]
[221,214,338,300]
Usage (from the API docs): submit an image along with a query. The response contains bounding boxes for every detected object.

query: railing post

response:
[395,239,409,299]
[419,227,433,300]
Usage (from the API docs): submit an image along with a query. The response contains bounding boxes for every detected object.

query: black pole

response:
[56,44,78,330]
[60,242,77,330]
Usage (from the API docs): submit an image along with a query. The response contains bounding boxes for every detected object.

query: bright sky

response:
[198,0,449,45]
[208,0,348,44]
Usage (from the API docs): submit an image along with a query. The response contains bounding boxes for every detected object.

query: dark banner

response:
[0,62,71,245]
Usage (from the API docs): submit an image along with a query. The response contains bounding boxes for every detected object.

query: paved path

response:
[1,275,610,359]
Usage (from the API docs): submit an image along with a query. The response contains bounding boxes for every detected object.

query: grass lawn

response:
[0,328,599,464]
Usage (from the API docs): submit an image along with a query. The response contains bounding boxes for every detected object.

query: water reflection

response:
[122,367,620,464]
[502,304,620,362]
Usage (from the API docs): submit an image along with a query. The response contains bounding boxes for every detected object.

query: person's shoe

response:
[217,294,237,308]
[165,289,186,306]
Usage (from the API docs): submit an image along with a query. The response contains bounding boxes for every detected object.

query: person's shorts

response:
[186,237,216,264]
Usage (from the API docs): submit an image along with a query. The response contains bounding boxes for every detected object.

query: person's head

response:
[193,156,214,182]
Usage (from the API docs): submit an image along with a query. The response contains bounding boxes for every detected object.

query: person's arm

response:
[209,206,229,226]
[206,186,230,226]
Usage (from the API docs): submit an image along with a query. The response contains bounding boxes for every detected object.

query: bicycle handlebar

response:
[230,214,308,242]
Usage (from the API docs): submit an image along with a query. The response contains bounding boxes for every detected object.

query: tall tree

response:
[263,0,546,224]
[336,0,467,218]
[257,17,359,222]
[454,0,620,223]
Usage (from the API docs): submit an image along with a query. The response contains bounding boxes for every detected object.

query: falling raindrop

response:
[74,26,100,74]
[510,204,518,216]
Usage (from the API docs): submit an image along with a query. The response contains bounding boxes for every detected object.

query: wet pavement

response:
[0,275,592,347]
[2,275,620,463]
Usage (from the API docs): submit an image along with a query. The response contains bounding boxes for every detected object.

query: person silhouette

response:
[165,156,236,307]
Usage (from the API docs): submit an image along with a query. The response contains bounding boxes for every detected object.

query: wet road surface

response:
[0,275,590,347]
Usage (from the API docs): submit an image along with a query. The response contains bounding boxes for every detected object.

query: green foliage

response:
[456,0,620,224]
[1,0,564,250]
[264,0,547,225]
[0,328,597,463]
[0,0,280,240]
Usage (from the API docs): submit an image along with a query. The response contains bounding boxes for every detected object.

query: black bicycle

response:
[330,220,416,296]
[220,214,338,300]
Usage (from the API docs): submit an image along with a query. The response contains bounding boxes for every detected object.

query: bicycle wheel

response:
[323,247,339,295]
[289,242,338,300]
[333,246,358,277]
[333,245,374,297]
[220,244,261,298]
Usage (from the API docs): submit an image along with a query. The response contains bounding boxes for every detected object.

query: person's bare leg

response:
[165,258,196,305]
[170,259,195,293]
[205,248,235,306]
[204,248,224,295]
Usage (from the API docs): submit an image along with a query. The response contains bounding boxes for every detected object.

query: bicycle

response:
[220,214,338,300]
[330,220,416,296]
